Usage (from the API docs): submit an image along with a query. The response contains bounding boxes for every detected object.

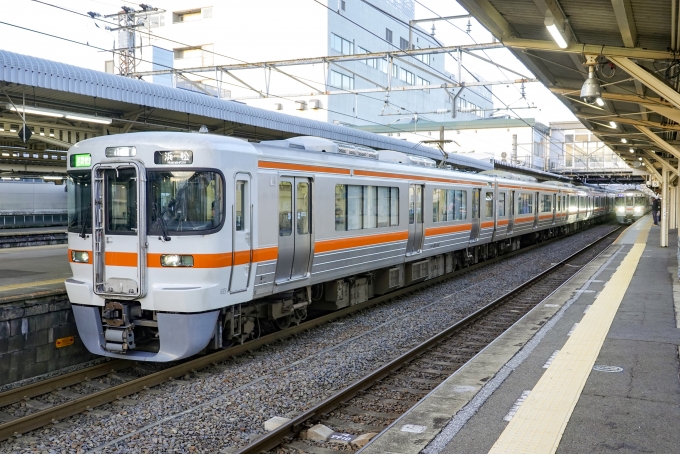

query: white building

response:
[103,0,492,127]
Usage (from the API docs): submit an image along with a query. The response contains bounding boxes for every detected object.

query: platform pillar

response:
[661,169,669,247]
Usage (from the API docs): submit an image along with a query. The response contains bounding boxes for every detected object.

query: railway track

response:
[0,224,620,444]
[236,225,622,454]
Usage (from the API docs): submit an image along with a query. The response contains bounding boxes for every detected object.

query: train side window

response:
[390,187,399,226]
[498,192,506,217]
[235,181,245,231]
[541,194,551,212]
[297,182,310,235]
[485,192,494,217]
[347,185,363,230]
[335,184,347,231]
[433,188,447,222]
[363,186,377,229]
[278,181,292,236]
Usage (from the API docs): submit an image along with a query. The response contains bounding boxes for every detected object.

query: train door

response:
[92,162,146,299]
[406,184,424,255]
[533,192,540,228]
[275,177,312,283]
[470,188,481,242]
[507,190,515,234]
[230,174,252,293]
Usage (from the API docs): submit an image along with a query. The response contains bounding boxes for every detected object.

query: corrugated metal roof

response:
[0,50,492,170]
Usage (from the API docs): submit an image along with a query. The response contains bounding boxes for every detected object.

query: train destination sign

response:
[154,150,193,165]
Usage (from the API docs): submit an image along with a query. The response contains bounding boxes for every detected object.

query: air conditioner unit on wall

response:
[308,99,321,109]
[295,101,307,111]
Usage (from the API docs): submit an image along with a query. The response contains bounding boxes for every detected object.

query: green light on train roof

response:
[71,153,91,168]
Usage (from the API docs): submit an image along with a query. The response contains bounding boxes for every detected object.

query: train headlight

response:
[634,206,642,213]
[617,207,625,213]
[160,254,194,267]
[71,250,90,263]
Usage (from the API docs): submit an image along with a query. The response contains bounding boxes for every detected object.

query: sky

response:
[0,0,579,126]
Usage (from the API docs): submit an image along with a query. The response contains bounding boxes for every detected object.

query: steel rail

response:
[0,224,616,442]
[0,360,129,408]
[234,226,621,453]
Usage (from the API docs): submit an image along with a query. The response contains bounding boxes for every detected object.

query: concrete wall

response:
[0,294,94,386]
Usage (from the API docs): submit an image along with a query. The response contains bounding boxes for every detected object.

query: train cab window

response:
[67,171,92,233]
[297,182,310,234]
[279,181,292,236]
[634,196,646,206]
[235,181,245,231]
[498,192,506,217]
[485,192,494,217]
[149,171,224,235]
[106,168,137,234]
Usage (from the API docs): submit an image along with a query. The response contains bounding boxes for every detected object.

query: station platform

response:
[0,244,69,301]
[360,216,680,454]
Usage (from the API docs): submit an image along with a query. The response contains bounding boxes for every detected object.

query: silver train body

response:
[614,189,651,224]
[0,179,67,228]
[65,132,615,361]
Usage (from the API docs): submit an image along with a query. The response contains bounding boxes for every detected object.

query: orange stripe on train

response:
[315,231,408,253]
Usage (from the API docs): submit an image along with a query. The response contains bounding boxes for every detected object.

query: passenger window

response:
[278,182,292,236]
[296,182,309,235]
[542,194,551,212]
[335,184,398,231]
[335,184,347,231]
[498,192,506,217]
[235,181,245,231]
[363,186,377,229]
[390,187,399,226]
[485,192,494,217]
[409,186,415,224]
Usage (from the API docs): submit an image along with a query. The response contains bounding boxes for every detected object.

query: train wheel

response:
[275,315,292,330]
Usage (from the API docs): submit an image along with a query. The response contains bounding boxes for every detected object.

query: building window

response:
[386,28,393,43]
[398,67,415,85]
[341,0,346,10]
[173,8,210,23]
[400,37,409,50]
[415,47,431,65]
[358,47,388,73]
[331,33,354,55]
[416,76,429,93]
[330,70,354,90]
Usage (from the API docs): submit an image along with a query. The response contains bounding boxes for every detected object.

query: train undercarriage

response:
[97,217,605,356]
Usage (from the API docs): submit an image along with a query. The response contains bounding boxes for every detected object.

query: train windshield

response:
[626,196,633,206]
[634,196,646,206]
[66,171,92,233]
[148,171,223,234]
[615,197,625,206]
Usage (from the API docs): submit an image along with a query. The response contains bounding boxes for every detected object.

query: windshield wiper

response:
[154,202,171,242]
[79,204,91,239]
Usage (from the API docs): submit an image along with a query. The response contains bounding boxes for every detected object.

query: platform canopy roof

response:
[0,49,492,176]
[459,0,680,183]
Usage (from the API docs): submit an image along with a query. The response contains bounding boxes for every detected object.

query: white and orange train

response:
[65,132,615,361]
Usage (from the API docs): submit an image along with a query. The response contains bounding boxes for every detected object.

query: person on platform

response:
[652,197,660,226]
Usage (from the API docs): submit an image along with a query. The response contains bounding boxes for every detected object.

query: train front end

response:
[66,133,242,361]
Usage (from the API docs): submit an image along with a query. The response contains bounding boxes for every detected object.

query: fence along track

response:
[235,227,621,454]
[0,225,618,443]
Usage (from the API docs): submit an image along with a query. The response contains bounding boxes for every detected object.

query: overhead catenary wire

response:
[0,21,463,153]
[29,0,460,142]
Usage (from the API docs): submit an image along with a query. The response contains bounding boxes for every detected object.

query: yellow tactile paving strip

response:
[488,218,652,454]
